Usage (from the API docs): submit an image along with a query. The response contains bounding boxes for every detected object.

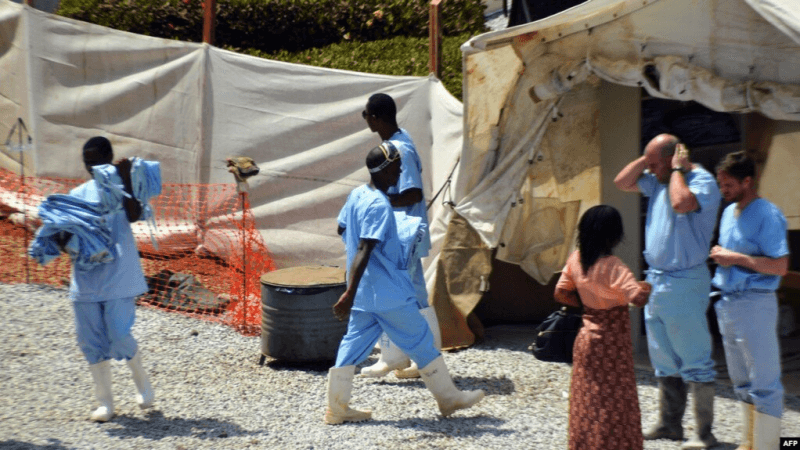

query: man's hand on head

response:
[671,144,692,172]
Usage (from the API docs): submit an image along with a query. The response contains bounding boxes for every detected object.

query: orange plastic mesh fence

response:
[0,167,275,336]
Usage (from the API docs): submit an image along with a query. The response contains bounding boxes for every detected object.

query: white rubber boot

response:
[753,410,780,450]
[735,402,755,450]
[324,366,372,425]
[359,334,410,378]
[419,356,484,417]
[88,360,114,422]
[126,351,154,409]
[395,306,442,379]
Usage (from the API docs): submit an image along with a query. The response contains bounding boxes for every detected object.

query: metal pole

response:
[203,0,216,45]
[18,121,29,284]
[429,0,442,78]
[241,191,247,327]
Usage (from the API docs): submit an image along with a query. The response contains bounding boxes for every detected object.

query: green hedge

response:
[57,0,486,53]
[243,32,471,100]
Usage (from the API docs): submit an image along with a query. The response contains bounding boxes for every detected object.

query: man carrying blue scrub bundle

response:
[60,136,156,422]
[324,143,483,425]
[711,150,788,450]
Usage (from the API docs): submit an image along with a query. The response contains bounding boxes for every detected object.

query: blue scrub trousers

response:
[644,266,716,383]
[335,303,439,369]
[715,291,783,418]
[72,297,138,365]
[409,258,429,308]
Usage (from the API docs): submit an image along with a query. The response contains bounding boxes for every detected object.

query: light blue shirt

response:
[337,184,417,312]
[638,166,720,272]
[68,180,148,302]
[712,198,789,293]
[385,129,431,256]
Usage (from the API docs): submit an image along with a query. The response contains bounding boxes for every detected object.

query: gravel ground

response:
[1,283,799,450]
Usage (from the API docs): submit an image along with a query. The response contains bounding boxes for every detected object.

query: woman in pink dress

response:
[554,205,651,450]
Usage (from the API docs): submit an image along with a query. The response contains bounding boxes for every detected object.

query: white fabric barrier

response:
[0,0,464,269]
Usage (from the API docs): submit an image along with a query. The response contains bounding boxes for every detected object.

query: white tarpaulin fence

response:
[0,0,464,269]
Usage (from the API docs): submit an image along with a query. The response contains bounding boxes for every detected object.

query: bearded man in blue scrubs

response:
[711,150,787,450]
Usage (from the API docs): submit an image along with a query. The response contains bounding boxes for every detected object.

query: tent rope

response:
[427,156,460,211]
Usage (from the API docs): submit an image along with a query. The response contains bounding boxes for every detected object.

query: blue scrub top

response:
[638,166,720,272]
[337,184,417,312]
[385,129,431,256]
[69,180,148,302]
[712,198,789,293]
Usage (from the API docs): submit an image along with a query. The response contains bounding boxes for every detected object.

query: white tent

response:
[431,0,800,348]
[0,0,464,269]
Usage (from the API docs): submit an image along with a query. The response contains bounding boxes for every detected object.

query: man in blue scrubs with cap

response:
[324,143,483,425]
[359,92,438,379]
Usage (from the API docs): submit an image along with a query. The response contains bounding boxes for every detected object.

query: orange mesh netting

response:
[0,167,275,336]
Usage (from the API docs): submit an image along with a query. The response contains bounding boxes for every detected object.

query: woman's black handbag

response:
[528,305,583,363]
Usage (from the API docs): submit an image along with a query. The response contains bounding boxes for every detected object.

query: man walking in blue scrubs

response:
[359,93,438,379]
[324,143,483,425]
[62,137,156,422]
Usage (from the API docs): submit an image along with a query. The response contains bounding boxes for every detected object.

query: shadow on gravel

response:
[711,443,745,450]
[263,359,331,373]
[103,410,260,441]
[366,376,516,396]
[0,439,71,450]
[472,324,540,353]
[356,414,510,438]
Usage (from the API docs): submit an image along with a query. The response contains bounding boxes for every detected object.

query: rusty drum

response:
[260,266,347,362]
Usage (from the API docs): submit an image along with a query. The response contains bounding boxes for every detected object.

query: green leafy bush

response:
[243,32,471,100]
[58,0,486,53]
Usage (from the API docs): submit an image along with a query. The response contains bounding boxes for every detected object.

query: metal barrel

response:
[260,266,348,362]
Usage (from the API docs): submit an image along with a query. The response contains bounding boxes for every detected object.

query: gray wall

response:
[599,80,642,275]
[599,80,645,351]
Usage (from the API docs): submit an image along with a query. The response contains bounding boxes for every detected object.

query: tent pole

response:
[429,0,442,78]
[18,121,29,284]
[203,0,216,46]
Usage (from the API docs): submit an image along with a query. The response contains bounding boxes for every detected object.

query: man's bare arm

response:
[668,171,699,213]
[332,239,377,321]
[709,246,788,276]
[388,188,423,208]
[669,144,699,214]
[614,156,647,193]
